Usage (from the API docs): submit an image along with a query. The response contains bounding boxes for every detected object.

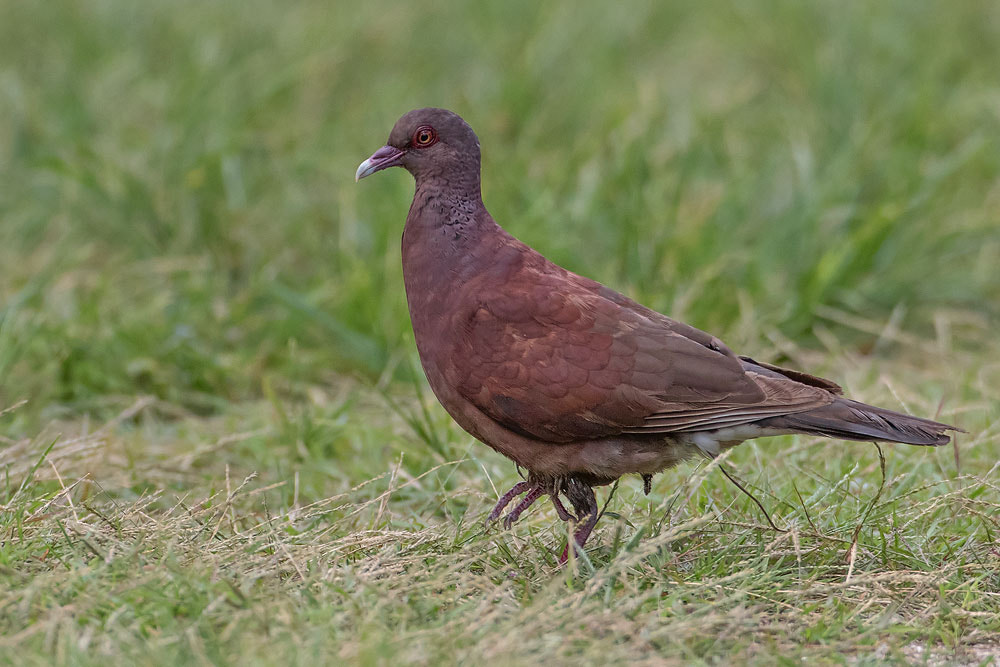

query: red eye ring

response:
[412,125,438,148]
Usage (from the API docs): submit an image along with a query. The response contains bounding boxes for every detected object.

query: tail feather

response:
[758,398,962,446]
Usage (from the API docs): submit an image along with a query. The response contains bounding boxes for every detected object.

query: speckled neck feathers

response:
[401,146,496,276]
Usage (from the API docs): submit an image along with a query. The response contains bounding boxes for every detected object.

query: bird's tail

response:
[758,398,961,446]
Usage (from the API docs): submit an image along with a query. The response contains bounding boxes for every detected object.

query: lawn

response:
[1,0,999,664]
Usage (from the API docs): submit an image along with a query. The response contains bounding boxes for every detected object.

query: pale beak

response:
[355,145,405,181]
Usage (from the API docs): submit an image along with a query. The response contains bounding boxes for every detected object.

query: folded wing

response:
[446,265,833,443]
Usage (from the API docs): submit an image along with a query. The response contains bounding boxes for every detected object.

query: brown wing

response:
[446,265,833,443]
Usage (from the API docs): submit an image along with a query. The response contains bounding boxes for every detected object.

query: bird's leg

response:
[486,481,531,525]
[559,478,599,564]
[502,485,543,529]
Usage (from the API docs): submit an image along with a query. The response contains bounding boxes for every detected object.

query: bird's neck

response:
[400,181,504,317]
[403,180,493,254]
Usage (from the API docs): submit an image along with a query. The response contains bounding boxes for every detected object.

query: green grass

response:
[1,0,999,664]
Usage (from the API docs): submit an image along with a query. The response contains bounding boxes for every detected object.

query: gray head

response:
[355,108,481,188]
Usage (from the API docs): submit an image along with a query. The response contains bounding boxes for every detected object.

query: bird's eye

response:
[412,125,438,148]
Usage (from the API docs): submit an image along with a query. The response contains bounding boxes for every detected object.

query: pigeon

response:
[356,108,961,563]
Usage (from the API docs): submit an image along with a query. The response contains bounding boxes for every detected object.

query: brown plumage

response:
[356,108,961,562]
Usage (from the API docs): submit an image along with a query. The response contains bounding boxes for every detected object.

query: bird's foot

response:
[500,485,543,528]
[485,481,532,526]
[487,477,601,565]
[486,479,572,529]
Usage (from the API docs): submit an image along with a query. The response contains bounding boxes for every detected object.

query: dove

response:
[356,108,959,562]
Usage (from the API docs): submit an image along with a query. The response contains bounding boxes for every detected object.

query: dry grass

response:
[2,311,998,665]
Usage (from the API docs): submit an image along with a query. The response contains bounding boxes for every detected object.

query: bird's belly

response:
[570,435,704,479]
[681,425,789,457]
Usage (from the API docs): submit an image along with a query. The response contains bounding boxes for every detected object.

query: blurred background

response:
[2,2,999,661]
[1,0,997,430]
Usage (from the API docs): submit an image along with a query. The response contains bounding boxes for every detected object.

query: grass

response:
[1,0,999,664]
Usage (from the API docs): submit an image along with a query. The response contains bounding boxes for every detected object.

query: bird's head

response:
[355,108,481,184]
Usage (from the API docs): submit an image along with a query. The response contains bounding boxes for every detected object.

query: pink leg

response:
[503,486,544,528]
[486,481,531,524]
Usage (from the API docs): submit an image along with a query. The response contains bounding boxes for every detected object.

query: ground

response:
[1,1,999,664]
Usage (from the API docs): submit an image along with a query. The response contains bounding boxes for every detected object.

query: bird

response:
[355,108,961,563]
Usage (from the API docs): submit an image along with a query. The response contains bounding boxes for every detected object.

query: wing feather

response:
[448,260,834,442]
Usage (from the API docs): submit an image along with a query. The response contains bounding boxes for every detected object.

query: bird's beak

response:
[355,145,405,182]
